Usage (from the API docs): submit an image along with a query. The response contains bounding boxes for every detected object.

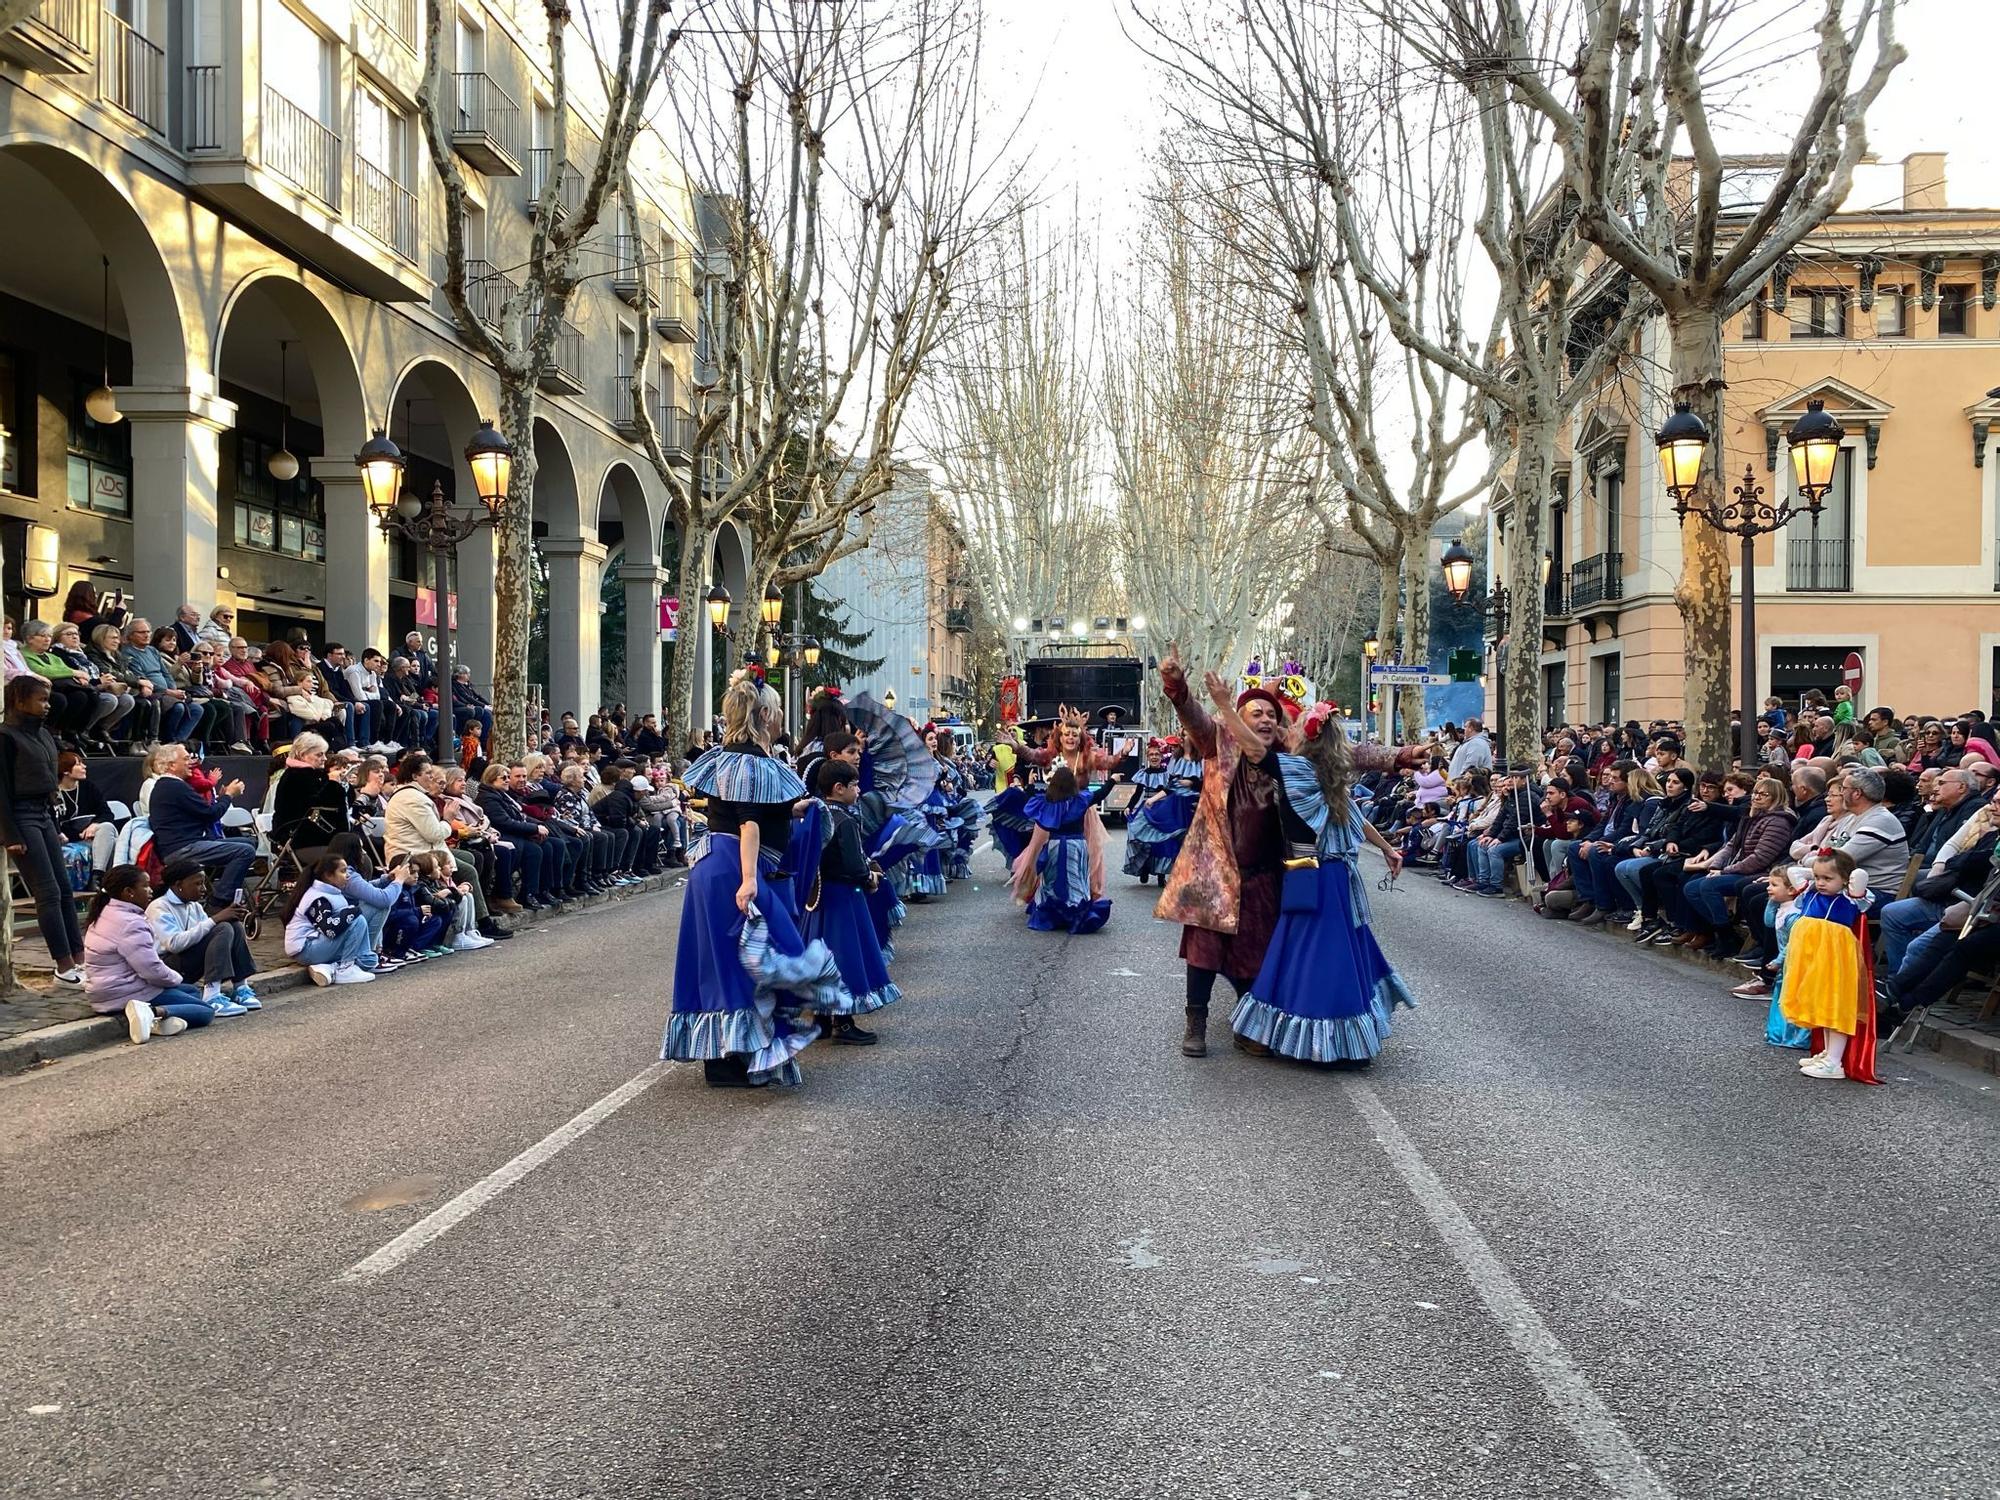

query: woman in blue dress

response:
[1008,765,1113,934]
[661,675,853,1089]
[1200,678,1413,1064]
[1122,739,1200,885]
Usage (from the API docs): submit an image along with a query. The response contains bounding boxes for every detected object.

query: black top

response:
[820,806,871,886]
[56,777,116,837]
[708,743,794,851]
[0,716,62,844]
[272,764,350,847]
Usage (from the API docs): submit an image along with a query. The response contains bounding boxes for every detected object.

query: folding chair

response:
[242,811,304,940]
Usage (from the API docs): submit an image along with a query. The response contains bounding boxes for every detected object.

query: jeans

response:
[164,920,256,986]
[292,921,376,970]
[1892,924,2000,1012]
[10,802,83,963]
[165,837,257,898]
[1878,896,1945,972]
[1571,845,1630,912]
[1614,856,1660,912]
[384,908,448,956]
[144,983,215,1027]
[1467,838,1521,891]
[156,697,203,744]
[1683,872,1755,934]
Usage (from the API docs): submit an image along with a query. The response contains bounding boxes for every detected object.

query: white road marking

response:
[336,1062,668,1285]
[1346,1079,1676,1500]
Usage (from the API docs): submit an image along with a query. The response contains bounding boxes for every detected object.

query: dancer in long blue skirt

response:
[1121,740,1199,885]
[1009,766,1113,935]
[1194,676,1413,1064]
[803,759,901,1046]
[661,675,853,1089]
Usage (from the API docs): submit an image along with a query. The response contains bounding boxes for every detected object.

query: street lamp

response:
[1437,540,1522,758]
[1441,540,1475,603]
[760,582,785,628]
[884,688,897,711]
[704,583,733,631]
[1363,634,1379,660]
[360,418,513,765]
[1653,394,1846,765]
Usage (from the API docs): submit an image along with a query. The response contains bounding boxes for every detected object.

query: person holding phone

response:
[146,858,260,1015]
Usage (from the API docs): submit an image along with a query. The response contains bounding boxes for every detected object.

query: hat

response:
[630,776,652,793]
[1236,685,1291,720]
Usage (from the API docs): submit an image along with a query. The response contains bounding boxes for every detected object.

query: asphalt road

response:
[3,840,1998,1500]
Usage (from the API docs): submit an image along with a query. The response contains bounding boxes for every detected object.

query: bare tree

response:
[922,213,1110,657]
[1456,0,1904,766]
[417,0,680,759]
[1103,174,1317,714]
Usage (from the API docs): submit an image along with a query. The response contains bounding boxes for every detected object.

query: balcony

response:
[463,258,517,332]
[184,64,221,151]
[96,9,164,134]
[612,234,647,305]
[0,0,95,74]
[654,268,696,342]
[353,158,417,263]
[1786,536,1851,592]
[609,381,646,439]
[1566,551,1624,614]
[261,84,340,209]
[355,0,417,52]
[525,149,581,220]
[944,606,972,634]
[1543,576,1570,621]
[450,72,521,176]
[657,403,694,465]
[527,313,584,395]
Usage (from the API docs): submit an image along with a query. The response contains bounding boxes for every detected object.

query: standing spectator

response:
[54,748,121,880]
[346,648,393,748]
[0,677,86,983]
[1448,718,1492,777]
[147,744,256,896]
[82,864,213,1043]
[145,858,259,1014]
[280,853,378,985]
[118,618,203,745]
[165,604,204,656]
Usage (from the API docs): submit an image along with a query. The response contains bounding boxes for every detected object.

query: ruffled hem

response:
[908,869,947,897]
[1122,844,1180,878]
[943,850,973,881]
[848,980,902,1016]
[1027,896,1112,935]
[1230,973,1413,1063]
[661,1008,821,1077]
[742,919,857,1017]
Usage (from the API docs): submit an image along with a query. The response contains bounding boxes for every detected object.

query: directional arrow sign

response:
[1369,667,1454,686]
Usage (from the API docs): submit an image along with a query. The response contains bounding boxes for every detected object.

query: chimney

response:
[1902,152,1947,211]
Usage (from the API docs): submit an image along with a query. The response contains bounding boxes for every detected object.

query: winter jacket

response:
[284,880,360,956]
[384,784,453,860]
[271,764,350,848]
[147,776,231,858]
[1635,791,1694,853]
[1713,808,1798,876]
[0,715,62,846]
[1484,782,1536,846]
[593,782,648,830]
[145,888,217,955]
[474,784,544,841]
[1672,798,1736,857]
[83,899,186,1012]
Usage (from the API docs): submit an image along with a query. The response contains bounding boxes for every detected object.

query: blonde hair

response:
[522,752,552,778]
[720,673,783,749]
[1624,766,1662,800]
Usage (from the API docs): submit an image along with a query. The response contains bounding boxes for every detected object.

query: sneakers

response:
[1625,911,1646,932]
[156,1015,189,1036]
[373,956,405,973]
[331,963,376,985]
[231,985,262,1010]
[53,965,84,985]
[124,998,155,1045]
[1800,1056,1846,1080]
[208,995,250,1018]
[307,963,337,987]
[1730,977,1771,998]
[424,945,455,959]
[451,932,495,951]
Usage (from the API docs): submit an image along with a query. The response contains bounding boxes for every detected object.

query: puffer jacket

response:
[1713,808,1798,876]
[83,899,185,1013]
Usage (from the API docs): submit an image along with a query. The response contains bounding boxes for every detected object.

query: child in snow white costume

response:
[661,675,854,1089]
[1776,847,1881,1083]
[1202,684,1415,1063]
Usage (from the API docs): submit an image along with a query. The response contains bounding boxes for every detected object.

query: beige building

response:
[0,0,756,724]
[1487,152,2000,732]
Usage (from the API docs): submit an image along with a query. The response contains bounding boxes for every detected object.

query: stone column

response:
[120,387,235,620]
[541,536,607,720]
[620,561,668,721]
[455,523,498,690]
[315,460,389,651]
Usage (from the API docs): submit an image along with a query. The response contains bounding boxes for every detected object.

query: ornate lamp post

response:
[1654,396,1844,766]
[359,419,512,765]
[1438,540,1551,758]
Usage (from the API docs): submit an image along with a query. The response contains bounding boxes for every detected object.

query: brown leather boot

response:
[1181,1008,1209,1057]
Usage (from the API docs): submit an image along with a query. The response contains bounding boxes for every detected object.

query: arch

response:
[530,418,584,542]
[592,460,657,556]
[713,516,751,603]
[212,269,369,458]
[0,136,191,385]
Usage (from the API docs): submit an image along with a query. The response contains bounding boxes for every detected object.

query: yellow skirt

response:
[1779,916,1859,1034]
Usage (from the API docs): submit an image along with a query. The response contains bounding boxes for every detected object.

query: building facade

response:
[0,0,754,727]
[814,467,974,722]
[1486,152,2000,732]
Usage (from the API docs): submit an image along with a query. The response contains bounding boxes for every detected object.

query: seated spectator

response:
[631,713,668,757]
[384,655,433,751]
[411,849,493,951]
[183,639,255,751]
[1624,768,1713,939]
[55,747,123,880]
[1878,796,1999,973]
[215,637,275,749]
[1824,766,1911,896]
[271,731,351,862]
[345,647,393,749]
[1465,765,1533,896]
[631,764,688,864]
[146,857,259,1015]
[281,852,381,985]
[452,667,494,743]
[553,761,620,890]
[593,761,660,878]
[384,758,506,940]
[83,863,216,1044]
[16,620,113,744]
[1671,774,1796,956]
[196,604,237,652]
[119,618,203,745]
[165,603,204,656]
[148,744,255,895]
[320,643,372,749]
[1565,763,1660,926]
[48,622,128,750]
[475,763,556,908]
[381,851,456,960]
[322,830,406,961]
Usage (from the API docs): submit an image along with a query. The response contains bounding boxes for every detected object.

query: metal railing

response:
[23,0,94,54]
[657,403,694,459]
[1543,577,1570,619]
[98,9,165,133]
[525,148,580,217]
[612,233,647,298]
[1566,551,1624,611]
[451,71,519,155]
[262,85,340,208]
[525,311,583,385]
[184,63,221,151]
[463,258,516,330]
[356,0,417,49]
[1786,535,1851,592]
[353,157,416,260]
[655,268,696,337]
[944,607,972,634]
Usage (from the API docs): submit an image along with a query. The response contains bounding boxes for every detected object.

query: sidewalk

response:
[0,870,684,1076]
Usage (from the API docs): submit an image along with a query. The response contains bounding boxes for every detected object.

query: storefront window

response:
[67,373,131,516]
[228,432,324,559]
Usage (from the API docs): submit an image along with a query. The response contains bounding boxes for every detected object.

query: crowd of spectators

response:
[1363,698,2000,1038]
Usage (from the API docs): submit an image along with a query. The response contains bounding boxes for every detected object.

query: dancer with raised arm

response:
[1008,704,1138,914]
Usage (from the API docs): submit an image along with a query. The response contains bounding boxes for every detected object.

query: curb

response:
[0,871,683,1079]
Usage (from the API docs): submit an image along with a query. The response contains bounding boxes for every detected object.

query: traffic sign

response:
[1369,665,1453,686]
[1841,650,1863,693]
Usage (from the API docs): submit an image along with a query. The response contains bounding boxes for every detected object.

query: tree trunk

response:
[663,516,713,751]
[1397,524,1431,738]
[492,381,538,763]
[1373,556,1399,740]
[1504,416,1555,761]
[1668,309,1733,772]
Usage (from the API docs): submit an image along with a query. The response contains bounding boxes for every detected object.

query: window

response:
[67,373,131,516]
[1595,654,1621,725]
[1542,663,1567,731]
[1598,469,1622,557]
[1787,288,1847,339]
[0,349,26,495]
[262,0,333,123]
[356,85,412,184]
[229,432,325,560]
[1785,448,1853,591]
[1873,286,1908,337]
[1939,283,1973,337]
[1742,295,1765,340]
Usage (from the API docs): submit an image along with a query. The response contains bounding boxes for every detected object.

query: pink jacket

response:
[83,899,185,1013]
